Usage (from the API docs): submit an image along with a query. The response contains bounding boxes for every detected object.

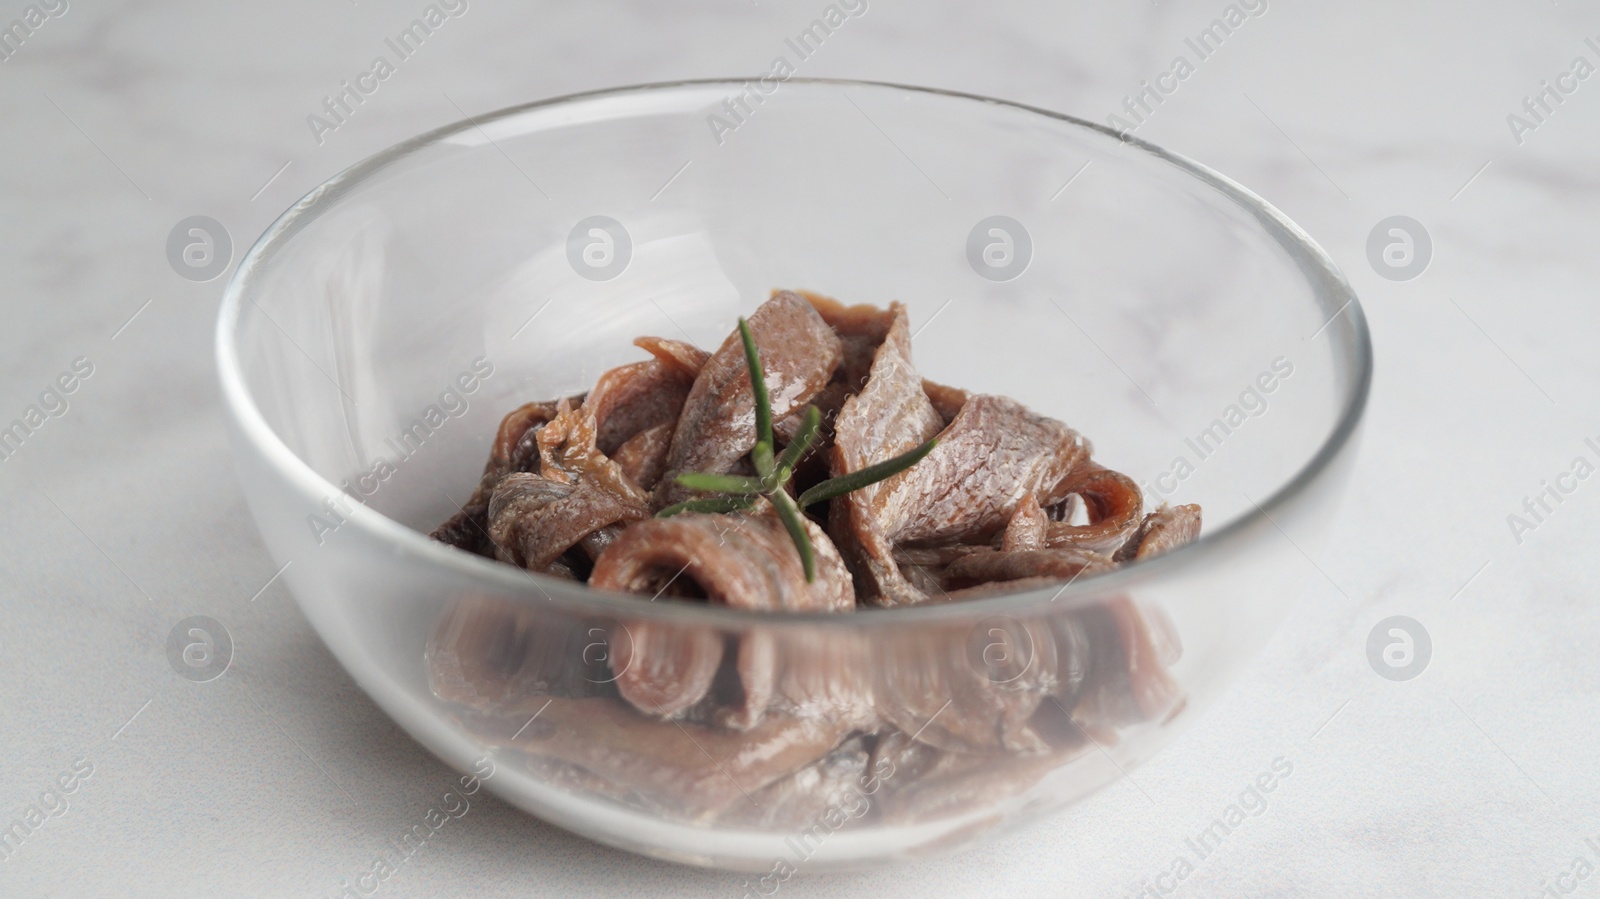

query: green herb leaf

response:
[770,488,816,583]
[738,317,773,448]
[774,405,822,477]
[674,472,767,495]
[655,495,758,518]
[751,439,775,482]
[658,316,936,583]
[798,437,939,509]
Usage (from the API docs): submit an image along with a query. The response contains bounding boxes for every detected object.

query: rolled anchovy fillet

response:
[486,472,646,573]
[634,335,710,382]
[941,547,1117,591]
[888,396,1090,548]
[1001,495,1050,552]
[1068,596,1185,729]
[795,290,899,394]
[587,336,707,456]
[826,300,1088,608]
[874,614,1060,754]
[1113,504,1203,562]
[1044,461,1145,554]
[827,302,946,606]
[425,594,614,709]
[461,696,850,821]
[429,397,570,555]
[655,291,842,508]
[590,509,853,725]
[610,422,675,491]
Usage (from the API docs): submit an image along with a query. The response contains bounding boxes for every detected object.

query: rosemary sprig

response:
[796,436,937,509]
[769,488,815,583]
[655,495,758,518]
[774,405,822,482]
[739,318,773,451]
[673,473,766,495]
[657,316,937,582]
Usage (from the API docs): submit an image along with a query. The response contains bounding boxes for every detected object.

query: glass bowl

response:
[215,79,1370,871]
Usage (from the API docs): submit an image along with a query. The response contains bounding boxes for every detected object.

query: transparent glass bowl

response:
[215,79,1370,871]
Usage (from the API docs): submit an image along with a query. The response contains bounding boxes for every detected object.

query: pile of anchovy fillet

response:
[425,290,1201,827]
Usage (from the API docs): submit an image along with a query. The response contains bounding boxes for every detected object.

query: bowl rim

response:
[215,77,1373,627]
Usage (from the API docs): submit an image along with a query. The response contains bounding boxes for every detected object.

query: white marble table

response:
[3,0,1596,895]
